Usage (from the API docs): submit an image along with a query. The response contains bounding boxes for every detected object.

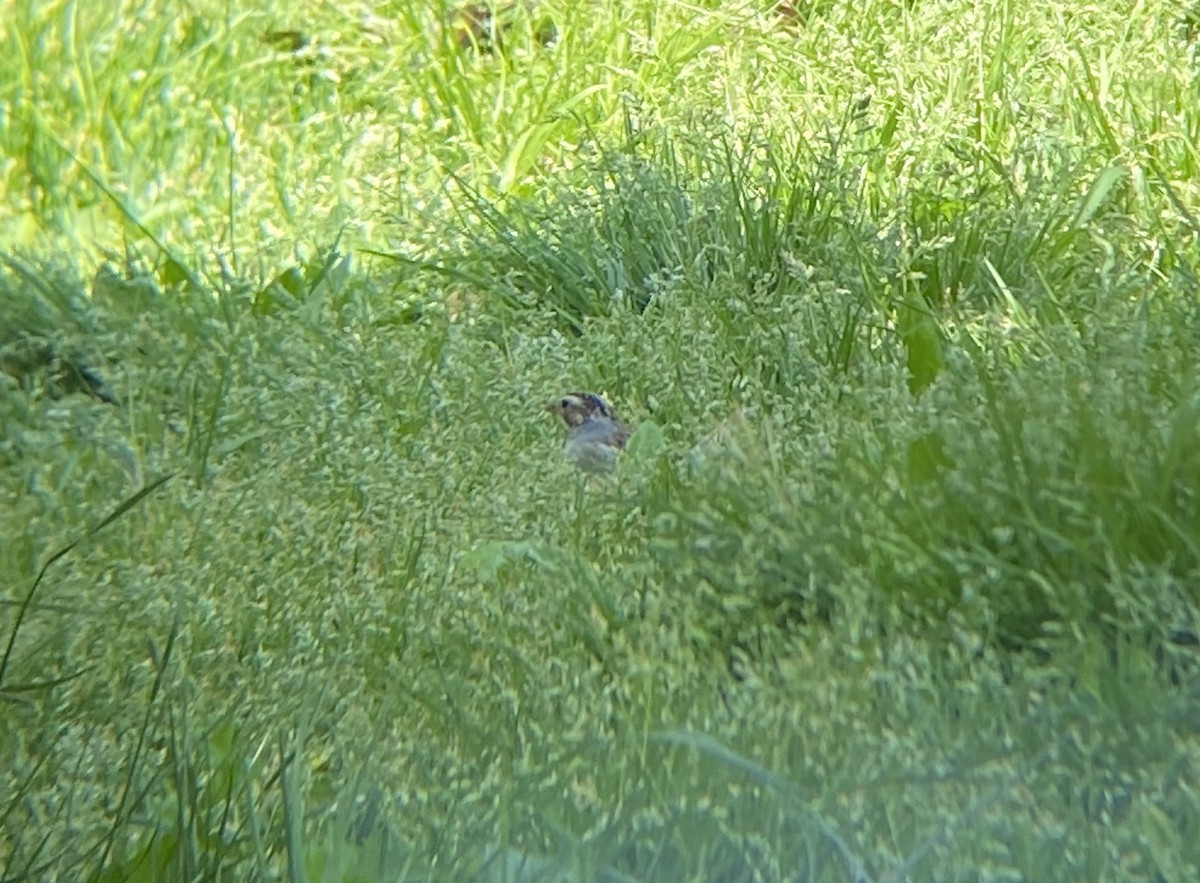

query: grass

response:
[2,0,1200,880]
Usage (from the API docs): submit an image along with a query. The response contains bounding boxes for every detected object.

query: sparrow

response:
[545,391,630,473]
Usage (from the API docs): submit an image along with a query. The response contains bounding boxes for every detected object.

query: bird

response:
[545,391,630,473]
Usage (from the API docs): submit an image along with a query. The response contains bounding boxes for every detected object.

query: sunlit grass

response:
[3,0,1200,880]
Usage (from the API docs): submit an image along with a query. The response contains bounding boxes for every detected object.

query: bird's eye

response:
[560,399,570,410]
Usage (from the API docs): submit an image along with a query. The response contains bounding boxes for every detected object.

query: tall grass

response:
[3,0,1200,880]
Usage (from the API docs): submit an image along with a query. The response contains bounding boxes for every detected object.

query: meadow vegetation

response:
[2,0,1199,880]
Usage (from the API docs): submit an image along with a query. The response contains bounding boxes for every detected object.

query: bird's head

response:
[545,392,616,429]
